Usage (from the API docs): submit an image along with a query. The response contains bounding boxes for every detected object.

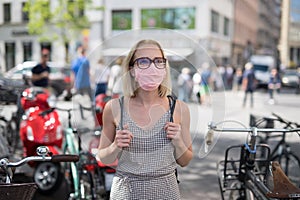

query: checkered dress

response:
[110,105,180,200]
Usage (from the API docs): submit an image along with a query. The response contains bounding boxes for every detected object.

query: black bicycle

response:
[250,112,300,187]
[0,146,79,200]
[206,120,300,200]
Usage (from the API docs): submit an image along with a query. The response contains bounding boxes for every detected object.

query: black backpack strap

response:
[167,95,177,122]
[167,95,180,184]
[118,96,124,130]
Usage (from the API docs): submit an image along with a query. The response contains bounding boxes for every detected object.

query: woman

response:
[97,39,193,199]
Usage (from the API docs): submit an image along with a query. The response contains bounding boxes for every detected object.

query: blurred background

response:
[0,0,299,84]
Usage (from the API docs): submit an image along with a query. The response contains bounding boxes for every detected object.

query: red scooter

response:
[19,87,64,194]
[89,93,118,199]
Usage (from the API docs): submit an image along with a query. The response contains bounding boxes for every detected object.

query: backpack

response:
[118,95,180,183]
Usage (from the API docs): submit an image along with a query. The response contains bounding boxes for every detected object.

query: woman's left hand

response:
[165,122,184,146]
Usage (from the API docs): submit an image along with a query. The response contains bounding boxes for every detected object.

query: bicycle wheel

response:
[273,152,300,186]
[79,170,95,200]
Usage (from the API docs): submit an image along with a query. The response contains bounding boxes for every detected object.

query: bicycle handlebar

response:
[0,154,79,168]
[206,121,300,145]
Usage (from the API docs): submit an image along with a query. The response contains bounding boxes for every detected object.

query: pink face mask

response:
[134,66,166,91]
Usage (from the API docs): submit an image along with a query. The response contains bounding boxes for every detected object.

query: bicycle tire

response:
[272,152,300,187]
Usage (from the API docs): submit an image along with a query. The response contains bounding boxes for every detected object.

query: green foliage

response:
[24,0,92,43]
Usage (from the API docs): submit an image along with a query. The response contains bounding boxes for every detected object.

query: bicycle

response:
[0,146,79,200]
[56,106,106,200]
[0,93,24,155]
[206,120,300,200]
[250,112,300,186]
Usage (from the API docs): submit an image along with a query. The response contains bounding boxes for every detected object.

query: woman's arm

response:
[97,99,133,164]
[97,100,121,164]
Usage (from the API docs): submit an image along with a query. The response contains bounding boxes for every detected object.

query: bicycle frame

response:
[63,127,81,198]
[207,122,300,200]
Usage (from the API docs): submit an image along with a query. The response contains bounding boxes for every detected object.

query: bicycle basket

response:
[217,144,271,198]
[0,183,37,200]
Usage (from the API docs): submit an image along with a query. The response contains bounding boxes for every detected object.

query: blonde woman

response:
[97,39,193,199]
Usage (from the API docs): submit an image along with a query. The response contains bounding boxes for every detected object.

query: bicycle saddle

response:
[266,161,300,199]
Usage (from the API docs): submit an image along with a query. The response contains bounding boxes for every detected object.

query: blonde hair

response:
[122,39,172,97]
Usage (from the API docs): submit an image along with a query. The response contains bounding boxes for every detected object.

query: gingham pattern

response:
[110,103,180,200]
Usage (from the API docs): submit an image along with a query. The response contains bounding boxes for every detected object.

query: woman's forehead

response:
[134,44,162,56]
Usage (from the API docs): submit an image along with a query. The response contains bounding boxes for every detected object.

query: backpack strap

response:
[118,96,124,130]
[167,95,177,122]
[167,95,180,184]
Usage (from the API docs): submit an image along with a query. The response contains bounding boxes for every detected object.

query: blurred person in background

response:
[31,48,51,88]
[233,67,243,91]
[94,58,110,96]
[268,68,281,105]
[242,62,256,107]
[177,67,193,102]
[192,68,202,104]
[199,62,212,105]
[108,57,123,97]
[71,46,93,102]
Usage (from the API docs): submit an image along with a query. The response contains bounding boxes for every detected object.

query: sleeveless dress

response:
[110,101,180,200]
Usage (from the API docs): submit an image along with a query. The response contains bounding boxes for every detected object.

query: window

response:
[23,42,32,61]
[5,42,15,71]
[211,10,219,33]
[141,7,195,29]
[4,3,11,23]
[224,17,229,36]
[112,10,132,30]
[22,2,29,22]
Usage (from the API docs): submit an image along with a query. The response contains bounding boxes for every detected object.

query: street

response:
[1,89,300,200]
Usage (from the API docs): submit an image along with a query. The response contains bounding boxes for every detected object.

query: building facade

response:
[102,0,234,67]
[0,0,286,73]
[232,0,258,68]
[0,0,103,72]
[280,0,300,68]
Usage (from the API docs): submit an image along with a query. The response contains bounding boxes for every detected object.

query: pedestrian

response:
[71,46,93,102]
[242,62,256,107]
[177,67,192,102]
[192,68,202,104]
[97,39,193,200]
[107,57,123,97]
[199,62,212,105]
[31,48,51,88]
[94,58,110,97]
[233,67,243,91]
[268,68,281,105]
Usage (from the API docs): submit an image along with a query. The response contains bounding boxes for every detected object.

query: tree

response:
[24,0,92,63]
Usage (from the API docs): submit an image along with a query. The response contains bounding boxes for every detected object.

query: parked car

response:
[281,69,300,93]
[5,61,72,97]
[0,72,27,104]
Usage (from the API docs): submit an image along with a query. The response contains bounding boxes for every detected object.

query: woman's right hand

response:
[114,125,133,148]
